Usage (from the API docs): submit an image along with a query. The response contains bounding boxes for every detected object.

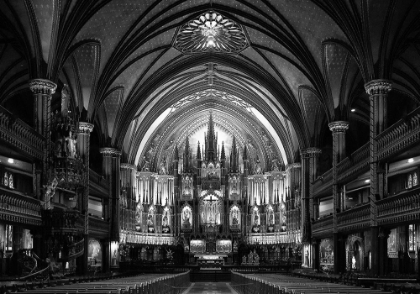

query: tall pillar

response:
[365,79,392,275]
[29,79,57,185]
[329,121,349,273]
[301,148,321,244]
[76,122,93,274]
[100,148,121,242]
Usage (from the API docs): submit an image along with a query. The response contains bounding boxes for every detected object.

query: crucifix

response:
[208,195,218,225]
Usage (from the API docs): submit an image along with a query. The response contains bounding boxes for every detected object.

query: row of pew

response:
[231,272,395,294]
[6,271,190,294]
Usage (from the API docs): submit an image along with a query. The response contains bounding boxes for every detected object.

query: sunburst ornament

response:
[173,11,249,54]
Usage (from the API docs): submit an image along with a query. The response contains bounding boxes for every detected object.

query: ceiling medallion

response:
[173,11,249,54]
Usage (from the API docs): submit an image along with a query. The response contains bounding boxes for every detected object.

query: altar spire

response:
[205,112,217,163]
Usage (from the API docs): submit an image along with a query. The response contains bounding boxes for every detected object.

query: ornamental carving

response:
[99,148,121,156]
[364,79,392,95]
[173,11,249,54]
[328,121,349,133]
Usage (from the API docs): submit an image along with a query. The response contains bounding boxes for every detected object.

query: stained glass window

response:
[413,172,418,187]
[408,174,413,189]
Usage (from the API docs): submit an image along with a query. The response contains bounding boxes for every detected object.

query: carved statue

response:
[255,157,263,174]
[183,209,191,225]
[242,255,247,264]
[147,214,154,226]
[232,209,239,225]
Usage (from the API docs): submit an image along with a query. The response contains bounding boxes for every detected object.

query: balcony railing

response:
[89,216,109,234]
[337,143,369,182]
[0,187,42,225]
[337,203,370,231]
[376,107,420,161]
[0,106,44,160]
[312,215,333,236]
[377,187,420,226]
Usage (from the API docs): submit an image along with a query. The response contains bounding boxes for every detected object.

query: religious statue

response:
[232,209,239,225]
[162,212,168,226]
[242,255,247,264]
[248,251,254,264]
[254,250,260,264]
[255,157,263,174]
[269,211,275,225]
[183,209,191,225]
[147,214,154,226]
[142,156,150,171]
[159,160,167,175]
[253,213,259,226]
[231,176,238,193]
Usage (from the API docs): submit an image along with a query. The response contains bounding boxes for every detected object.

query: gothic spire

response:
[221,141,226,160]
[197,141,201,160]
[183,136,190,172]
[205,111,217,163]
[230,137,238,172]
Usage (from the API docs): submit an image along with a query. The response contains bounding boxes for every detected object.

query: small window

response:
[413,173,418,187]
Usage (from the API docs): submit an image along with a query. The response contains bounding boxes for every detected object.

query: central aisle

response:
[183,282,238,294]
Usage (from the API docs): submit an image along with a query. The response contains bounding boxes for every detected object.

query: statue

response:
[162,213,168,226]
[232,209,239,225]
[253,213,259,226]
[269,211,274,225]
[242,255,247,264]
[254,250,260,264]
[255,157,263,174]
[159,160,167,175]
[147,214,154,226]
[248,251,254,264]
[183,208,191,225]
[142,156,150,171]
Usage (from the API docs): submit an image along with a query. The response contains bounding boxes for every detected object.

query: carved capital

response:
[328,121,349,133]
[78,122,94,133]
[99,147,121,157]
[29,79,57,95]
[364,79,392,95]
[121,163,136,170]
[301,147,322,158]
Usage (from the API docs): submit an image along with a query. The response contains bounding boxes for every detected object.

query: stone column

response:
[100,148,121,242]
[301,148,321,244]
[29,79,57,186]
[329,121,349,273]
[365,79,392,275]
[76,122,93,274]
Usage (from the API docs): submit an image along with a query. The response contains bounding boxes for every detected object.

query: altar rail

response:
[0,105,44,160]
[337,203,370,232]
[377,186,420,226]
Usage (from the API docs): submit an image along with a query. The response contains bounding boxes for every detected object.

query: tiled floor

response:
[183,282,238,294]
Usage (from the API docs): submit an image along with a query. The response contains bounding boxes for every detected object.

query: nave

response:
[4,271,400,294]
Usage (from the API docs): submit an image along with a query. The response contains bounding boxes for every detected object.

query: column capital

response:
[328,121,349,133]
[29,79,57,95]
[301,147,322,158]
[99,147,121,157]
[364,79,392,95]
[78,122,94,133]
[121,163,137,170]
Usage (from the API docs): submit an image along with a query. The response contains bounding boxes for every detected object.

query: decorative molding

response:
[364,79,392,95]
[286,163,301,170]
[29,79,57,95]
[328,121,349,132]
[121,163,137,170]
[78,122,94,133]
[301,147,321,158]
[99,147,121,156]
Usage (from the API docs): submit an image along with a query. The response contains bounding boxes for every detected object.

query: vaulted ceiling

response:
[1,0,420,172]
